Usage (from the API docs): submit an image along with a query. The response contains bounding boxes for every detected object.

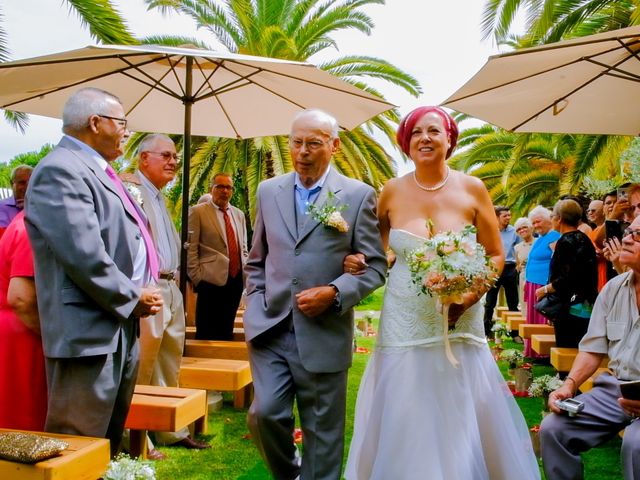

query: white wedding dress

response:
[345,229,540,480]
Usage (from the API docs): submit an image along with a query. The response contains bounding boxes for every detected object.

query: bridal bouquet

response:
[407,222,497,367]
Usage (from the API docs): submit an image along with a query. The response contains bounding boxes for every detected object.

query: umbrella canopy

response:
[442,25,640,136]
[0,44,394,291]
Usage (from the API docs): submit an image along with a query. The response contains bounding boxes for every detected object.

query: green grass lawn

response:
[152,289,621,478]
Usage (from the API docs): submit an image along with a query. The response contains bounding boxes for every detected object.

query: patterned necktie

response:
[221,207,241,278]
[104,164,159,281]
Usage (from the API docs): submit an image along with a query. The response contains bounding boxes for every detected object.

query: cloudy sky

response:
[1,0,513,172]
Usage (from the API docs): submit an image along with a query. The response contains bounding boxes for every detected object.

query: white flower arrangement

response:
[500,349,524,367]
[103,453,156,480]
[125,184,144,207]
[407,223,497,305]
[528,374,564,398]
[491,321,509,338]
[306,192,349,233]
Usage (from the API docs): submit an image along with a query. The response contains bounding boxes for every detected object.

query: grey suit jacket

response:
[25,136,142,359]
[244,169,387,373]
[187,201,248,287]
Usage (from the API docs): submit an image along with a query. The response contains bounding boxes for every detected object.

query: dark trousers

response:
[553,313,590,349]
[45,321,139,457]
[195,274,243,340]
[483,263,519,335]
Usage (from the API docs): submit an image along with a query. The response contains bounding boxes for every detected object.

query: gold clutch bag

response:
[0,432,69,463]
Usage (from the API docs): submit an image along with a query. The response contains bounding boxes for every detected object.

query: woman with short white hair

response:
[514,217,535,311]
[523,206,561,358]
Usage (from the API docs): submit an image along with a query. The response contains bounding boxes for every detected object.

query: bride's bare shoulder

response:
[450,169,487,192]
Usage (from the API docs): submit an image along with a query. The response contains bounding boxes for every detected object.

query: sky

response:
[0,0,511,174]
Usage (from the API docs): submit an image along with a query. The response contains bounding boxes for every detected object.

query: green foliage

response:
[0,144,53,188]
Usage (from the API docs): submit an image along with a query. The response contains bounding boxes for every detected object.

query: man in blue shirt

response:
[484,206,521,336]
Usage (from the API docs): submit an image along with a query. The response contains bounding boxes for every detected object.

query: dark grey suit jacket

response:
[244,169,387,373]
[25,136,142,359]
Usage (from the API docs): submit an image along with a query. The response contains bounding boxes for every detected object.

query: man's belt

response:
[159,271,175,280]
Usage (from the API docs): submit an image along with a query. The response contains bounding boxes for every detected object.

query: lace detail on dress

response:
[377,229,486,348]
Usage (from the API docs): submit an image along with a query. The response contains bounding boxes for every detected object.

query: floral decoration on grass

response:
[528,374,564,398]
[499,349,524,368]
[103,453,156,480]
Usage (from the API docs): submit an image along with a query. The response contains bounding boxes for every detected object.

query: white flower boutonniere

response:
[307,192,349,233]
[125,184,144,208]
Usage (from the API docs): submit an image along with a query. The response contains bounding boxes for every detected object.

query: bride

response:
[344,106,540,479]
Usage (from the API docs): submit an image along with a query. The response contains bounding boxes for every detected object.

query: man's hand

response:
[548,385,575,413]
[296,286,336,317]
[132,287,163,318]
[619,397,640,418]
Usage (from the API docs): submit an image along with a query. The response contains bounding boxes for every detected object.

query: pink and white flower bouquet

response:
[407,223,497,366]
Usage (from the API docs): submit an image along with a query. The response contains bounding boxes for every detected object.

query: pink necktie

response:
[222,207,241,278]
[104,164,159,281]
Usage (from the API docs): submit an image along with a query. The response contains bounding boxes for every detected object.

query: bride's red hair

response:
[396,106,458,159]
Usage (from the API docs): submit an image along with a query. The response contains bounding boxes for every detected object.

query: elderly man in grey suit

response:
[122,133,209,454]
[244,109,387,480]
[25,87,163,456]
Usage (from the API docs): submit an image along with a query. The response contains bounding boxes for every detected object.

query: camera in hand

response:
[605,220,626,241]
[555,398,585,417]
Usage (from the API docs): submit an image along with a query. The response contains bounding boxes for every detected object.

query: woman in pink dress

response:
[0,211,47,430]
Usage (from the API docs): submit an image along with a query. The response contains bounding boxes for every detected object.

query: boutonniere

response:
[306,191,349,233]
[125,183,144,208]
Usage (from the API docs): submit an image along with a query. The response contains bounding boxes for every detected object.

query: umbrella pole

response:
[179,57,193,298]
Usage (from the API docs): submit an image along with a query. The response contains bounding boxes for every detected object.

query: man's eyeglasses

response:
[97,114,127,129]
[586,208,598,213]
[289,139,331,151]
[623,227,640,242]
[146,151,179,161]
[213,184,233,191]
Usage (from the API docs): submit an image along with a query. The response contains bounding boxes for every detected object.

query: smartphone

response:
[620,380,640,400]
[605,220,623,241]
[618,187,629,201]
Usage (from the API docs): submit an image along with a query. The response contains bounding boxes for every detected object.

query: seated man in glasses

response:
[187,173,248,340]
[540,214,640,480]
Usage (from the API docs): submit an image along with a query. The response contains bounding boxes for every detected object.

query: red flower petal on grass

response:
[355,347,370,354]
[293,428,303,444]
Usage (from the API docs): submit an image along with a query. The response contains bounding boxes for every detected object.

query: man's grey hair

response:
[528,205,552,221]
[137,133,175,157]
[210,173,233,187]
[62,87,122,131]
[10,164,33,182]
[291,109,339,138]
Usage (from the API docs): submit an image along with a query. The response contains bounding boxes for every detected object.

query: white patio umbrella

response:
[442,25,640,136]
[0,44,394,291]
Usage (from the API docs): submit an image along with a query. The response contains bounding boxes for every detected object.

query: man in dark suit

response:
[244,109,387,480]
[25,87,163,456]
[187,173,248,340]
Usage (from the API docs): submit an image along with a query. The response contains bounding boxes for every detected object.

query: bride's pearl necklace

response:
[413,166,450,192]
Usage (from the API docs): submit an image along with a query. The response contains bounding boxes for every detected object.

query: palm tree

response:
[1,1,136,133]
[451,0,640,215]
[449,120,630,216]
[143,0,420,221]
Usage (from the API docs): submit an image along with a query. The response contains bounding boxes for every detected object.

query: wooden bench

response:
[185,326,245,341]
[184,340,249,361]
[506,314,526,331]
[125,385,208,459]
[0,429,110,480]
[179,357,253,408]
[519,323,555,339]
[579,368,611,393]
[550,347,609,372]
[531,334,556,355]
[495,306,509,320]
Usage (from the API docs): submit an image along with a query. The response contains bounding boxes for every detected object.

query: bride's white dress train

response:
[345,229,540,480]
